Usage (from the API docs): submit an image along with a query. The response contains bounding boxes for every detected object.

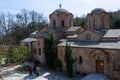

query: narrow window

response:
[53,20,56,27]
[94,20,97,29]
[34,49,36,54]
[79,56,82,64]
[61,20,65,27]
[69,20,71,27]
[39,48,41,55]
[38,41,40,46]
[101,19,104,28]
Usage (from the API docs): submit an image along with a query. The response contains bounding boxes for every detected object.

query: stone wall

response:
[49,13,73,28]
[58,46,120,79]
[87,12,109,31]
[77,30,102,41]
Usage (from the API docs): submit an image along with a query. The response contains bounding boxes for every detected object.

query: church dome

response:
[53,8,70,14]
[91,8,106,13]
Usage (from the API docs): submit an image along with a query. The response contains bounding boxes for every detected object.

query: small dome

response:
[53,8,70,14]
[91,8,106,13]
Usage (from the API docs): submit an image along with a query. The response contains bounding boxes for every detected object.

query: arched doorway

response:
[89,49,109,73]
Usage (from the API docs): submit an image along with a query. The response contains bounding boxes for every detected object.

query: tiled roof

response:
[38,32,49,37]
[30,30,38,35]
[21,38,36,43]
[103,29,120,38]
[58,41,120,49]
[67,26,81,32]
[67,34,77,38]
[48,27,62,32]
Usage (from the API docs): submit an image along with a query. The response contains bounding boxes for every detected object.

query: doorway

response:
[96,59,104,73]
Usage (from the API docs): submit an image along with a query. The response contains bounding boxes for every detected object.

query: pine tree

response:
[65,43,73,78]
[44,34,57,68]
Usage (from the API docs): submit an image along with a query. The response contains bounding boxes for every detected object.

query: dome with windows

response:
[91,8,106,13]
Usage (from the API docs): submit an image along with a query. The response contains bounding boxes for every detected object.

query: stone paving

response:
[0,63,111,80]
[81,73,111,80]
[0,63,83,80]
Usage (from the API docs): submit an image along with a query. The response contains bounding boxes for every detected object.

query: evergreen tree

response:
[44,34,57,68]
[65,43,73,78]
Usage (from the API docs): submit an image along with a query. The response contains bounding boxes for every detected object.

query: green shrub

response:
[54,59,61,68]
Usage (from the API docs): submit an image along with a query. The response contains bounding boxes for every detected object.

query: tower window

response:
[69,20,71,27]
[61,20,65,27]
[39,48,41,55]
[53,20,56,27]
[33,49,36,54]
[101,19,104,28]
[79,56,82,64]
[38,41,40,46]
[94,20,97,29]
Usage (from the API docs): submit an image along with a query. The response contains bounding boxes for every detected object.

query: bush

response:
[54,59,61,68]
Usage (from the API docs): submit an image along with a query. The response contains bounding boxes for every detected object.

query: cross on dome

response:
[59,4,62,8]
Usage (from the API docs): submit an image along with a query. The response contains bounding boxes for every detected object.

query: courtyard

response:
[0,63,83,80]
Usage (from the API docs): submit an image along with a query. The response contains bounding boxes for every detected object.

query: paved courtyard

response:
[0,63,83,80]
[0,63,111,80]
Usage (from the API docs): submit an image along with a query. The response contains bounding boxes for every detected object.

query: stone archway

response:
[89,49,109,73]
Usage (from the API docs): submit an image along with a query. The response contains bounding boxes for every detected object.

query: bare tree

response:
[0,12,14,35]
[16,9,29,28]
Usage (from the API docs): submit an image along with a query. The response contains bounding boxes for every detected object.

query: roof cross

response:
[59,4,62,8]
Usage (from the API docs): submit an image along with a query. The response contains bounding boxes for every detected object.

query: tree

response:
[18,44,29,62]
[44,34,57,68]
[73,16,87,28]
[5,44,29,64]
[109,10,120,29]
[0,12,14,44]
[65,43,73,78]
[0,12,14,35]
[6,45,17,64]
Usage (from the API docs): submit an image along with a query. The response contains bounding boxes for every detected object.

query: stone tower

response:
[49,5,73,30]
[87,8,109,31]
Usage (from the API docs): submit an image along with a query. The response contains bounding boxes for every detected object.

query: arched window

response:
[61,20,65,27]
[79,56,82,64]
[101,19,104,28]
[94,20,97,29]
[39,48,41,55]
[69,20,71,27]
[38,41,40,46]
[53,20,56,27]
[33,49,36,54]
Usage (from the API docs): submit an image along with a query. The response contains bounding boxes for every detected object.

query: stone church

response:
[21,7,120,79]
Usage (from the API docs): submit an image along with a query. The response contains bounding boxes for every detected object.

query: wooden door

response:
[96,60,104,73]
